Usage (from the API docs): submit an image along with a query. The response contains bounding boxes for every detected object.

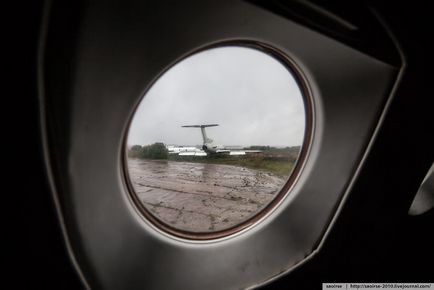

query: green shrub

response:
[128,145,142,158]
[128,143,168,159]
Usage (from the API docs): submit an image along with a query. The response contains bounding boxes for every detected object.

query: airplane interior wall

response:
[6,1,433,289]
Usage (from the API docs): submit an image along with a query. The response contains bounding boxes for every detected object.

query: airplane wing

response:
[215,149,261,156]
[216,149,231,154]
[168,146,261,157]
[227,150,262,155]
[229,151,246,156]
[179,151,207,156]
[167,146,207,156]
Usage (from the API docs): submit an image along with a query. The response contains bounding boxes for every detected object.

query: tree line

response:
[128,143,168,159]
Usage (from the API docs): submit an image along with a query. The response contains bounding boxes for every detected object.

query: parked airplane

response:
[177,124,261,156]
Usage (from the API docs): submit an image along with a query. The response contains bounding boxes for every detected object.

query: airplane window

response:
[124,45,308,238]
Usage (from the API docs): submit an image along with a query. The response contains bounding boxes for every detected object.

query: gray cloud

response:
[128,46,306,147]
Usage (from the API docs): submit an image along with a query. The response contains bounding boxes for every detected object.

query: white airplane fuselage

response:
[182,124,228,154]
[202,142,226,154]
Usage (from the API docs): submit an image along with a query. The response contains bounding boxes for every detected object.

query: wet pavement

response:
[127,159,286,233]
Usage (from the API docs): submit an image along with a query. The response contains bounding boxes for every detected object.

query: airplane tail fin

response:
[182,124,218,144]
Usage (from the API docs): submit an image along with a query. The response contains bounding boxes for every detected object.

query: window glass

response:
[126,46,306,234]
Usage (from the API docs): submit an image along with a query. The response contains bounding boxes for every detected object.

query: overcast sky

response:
[127,46,305,147]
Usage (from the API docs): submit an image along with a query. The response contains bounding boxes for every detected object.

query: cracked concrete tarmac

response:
[127,159,286,233]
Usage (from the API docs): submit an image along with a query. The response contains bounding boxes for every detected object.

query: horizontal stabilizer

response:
[182,124,219,128]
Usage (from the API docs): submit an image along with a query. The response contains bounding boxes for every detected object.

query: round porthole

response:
[124,42,312,239]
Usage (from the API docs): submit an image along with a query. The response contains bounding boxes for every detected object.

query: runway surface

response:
[127,159,286,232]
